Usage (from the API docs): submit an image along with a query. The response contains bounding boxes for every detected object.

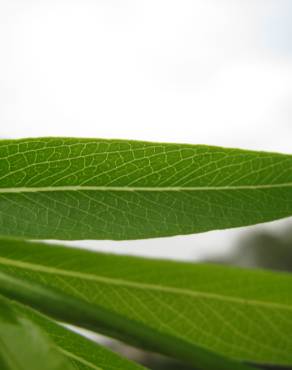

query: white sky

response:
[1,0,292,260]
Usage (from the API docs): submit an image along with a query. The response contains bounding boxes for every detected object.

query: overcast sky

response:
[1,1,292,259]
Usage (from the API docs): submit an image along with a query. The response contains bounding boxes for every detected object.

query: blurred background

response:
[1,1,292,368]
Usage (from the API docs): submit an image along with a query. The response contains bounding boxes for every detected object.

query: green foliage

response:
[0,295,75,370]
[4,295,146,370]
[0,137,292,370]
[0,240,258,370]
[1,138,292,239]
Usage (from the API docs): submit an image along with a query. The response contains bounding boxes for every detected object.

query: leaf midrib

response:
[0,183,292,194]
[0,256,290,313]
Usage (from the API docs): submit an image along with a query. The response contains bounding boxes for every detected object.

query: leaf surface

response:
[3,296,146,370]
[1,138,292,239]
[0,239,288,367]
[0,295,75,370]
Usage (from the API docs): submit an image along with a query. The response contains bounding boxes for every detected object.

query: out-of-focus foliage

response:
[207,225,292,272]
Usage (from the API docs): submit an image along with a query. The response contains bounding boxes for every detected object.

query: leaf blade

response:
[4,296,146,370]
[0,267,256,370]
[1,137,292,239]
[0,295,75,370]
[0,238,289,367]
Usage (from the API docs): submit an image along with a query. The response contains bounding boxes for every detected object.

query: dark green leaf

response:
[1,138,292,239]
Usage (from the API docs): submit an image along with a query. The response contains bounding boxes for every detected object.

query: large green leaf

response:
[3,296,146,370]
[1,137,292,239]
[0,239,288,368]
[0,295,75,370]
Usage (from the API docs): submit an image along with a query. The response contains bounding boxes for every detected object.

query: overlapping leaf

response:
[1,138,292,239]
[0,270,255,370]
[2,295,146,370]
[0,238,290,367]
[0,295,75,370]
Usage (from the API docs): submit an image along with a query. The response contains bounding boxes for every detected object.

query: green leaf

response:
[0,294,75,370]
[0,262,256,370]
[1,137,292,239]
[0,239,285,368]
[3,296,146,370]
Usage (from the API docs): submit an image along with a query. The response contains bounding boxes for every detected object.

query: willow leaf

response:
[0,294,75,370]
[0,239,288,368]
[3,296,146,370]
[1,138,292,239]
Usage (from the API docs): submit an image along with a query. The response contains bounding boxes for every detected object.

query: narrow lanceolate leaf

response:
[0,295,75,370]
[0,242,256,370]
[1,137,292,239]
[0,239,289,368]
[4,297,146,370]
[0,275,256,370]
